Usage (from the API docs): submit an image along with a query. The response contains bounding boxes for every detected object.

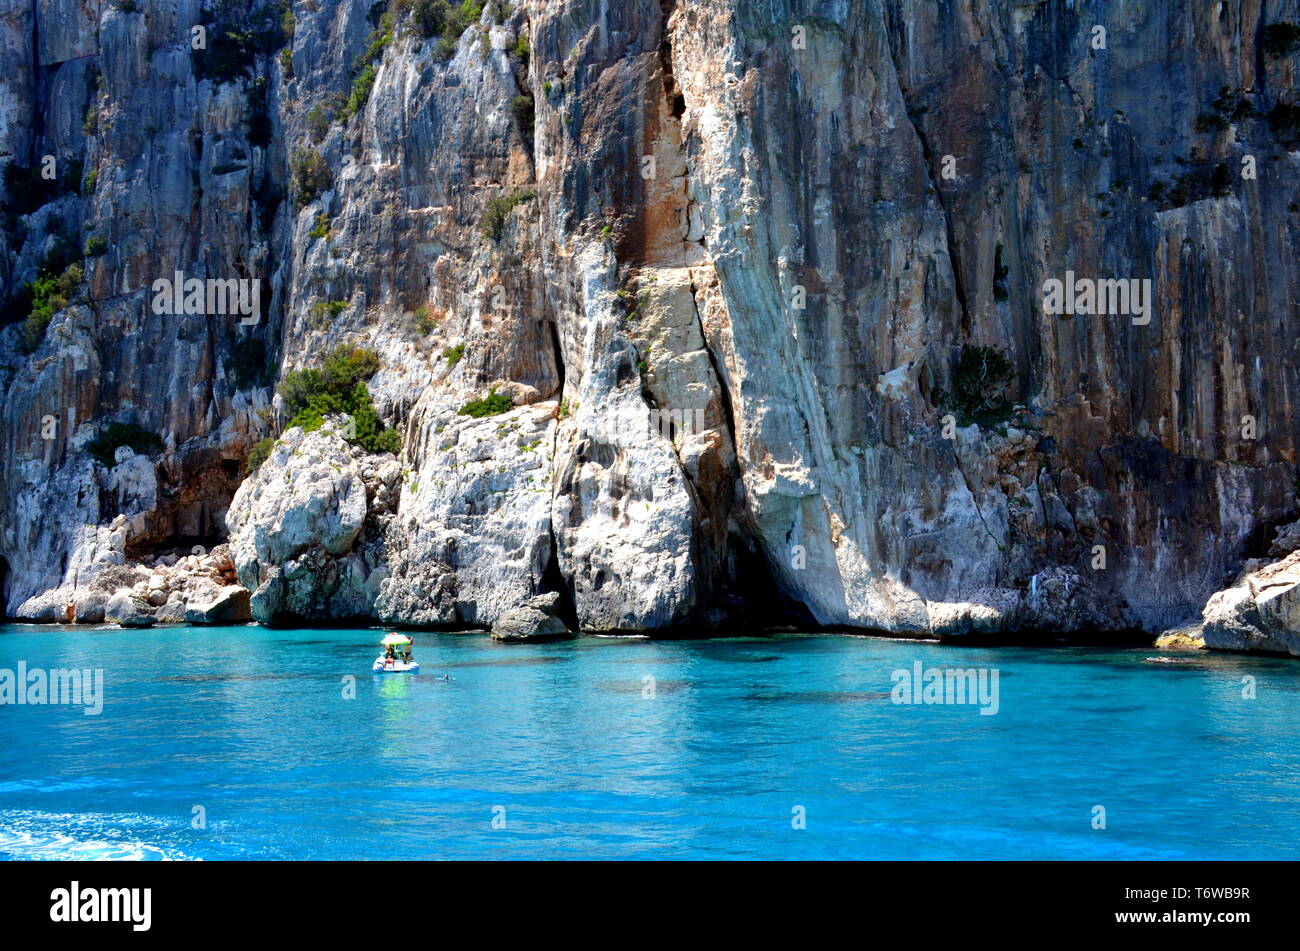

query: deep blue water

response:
[0,623,1297,860]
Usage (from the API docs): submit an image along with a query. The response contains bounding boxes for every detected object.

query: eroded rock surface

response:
[377,399,557,627]
[1202,550,1300,657]
[227,422,395,623]
[78,537,249,627]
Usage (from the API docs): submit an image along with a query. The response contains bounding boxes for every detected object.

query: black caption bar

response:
[0,860,1278,939]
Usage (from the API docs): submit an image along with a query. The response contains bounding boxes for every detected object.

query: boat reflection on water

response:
[375,673,412,702]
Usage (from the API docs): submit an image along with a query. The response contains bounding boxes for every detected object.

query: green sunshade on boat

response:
[380,633,412,646]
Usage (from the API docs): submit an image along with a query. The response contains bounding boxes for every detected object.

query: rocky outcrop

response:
[104,588,157,627]
[2,2,1298,653]
[1192,520,1300,656]
[376,398,557,627]
[184,585,252,625]
[666,0,1299,638]
[8,507,251,627]
[226,422,395,623]
[1201,550,1300,657]
[491,592,572,642]
[83,540,250,627]
[1269,519,1300,559]
[1154,624,1206,651]
[0,0,274,617]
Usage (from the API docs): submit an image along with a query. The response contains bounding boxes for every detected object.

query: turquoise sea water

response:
[0,623,1297,860]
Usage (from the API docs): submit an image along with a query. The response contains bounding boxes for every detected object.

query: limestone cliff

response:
[2,1,1298,650]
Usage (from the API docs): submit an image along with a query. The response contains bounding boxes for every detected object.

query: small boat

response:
[373,632,419,674]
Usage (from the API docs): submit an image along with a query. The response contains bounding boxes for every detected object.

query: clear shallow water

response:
[0,623,1297,860]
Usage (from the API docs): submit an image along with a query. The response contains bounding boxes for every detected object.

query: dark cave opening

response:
[119,459,245,564]
[542,541,580,632]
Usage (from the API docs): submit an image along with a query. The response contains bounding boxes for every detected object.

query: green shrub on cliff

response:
[329,0,482,120]
[1262,22,1300,58]
[351,392,404,454]
[86,422,165,468]
[277,345,401,455]
[314,299,349,319]
[305,107,331,141]
[308,214,332,242]
[389,0,483,59]
[246,436,277,473]
[17,260,84,355]
[480,190,535,240]
[338,14,396,122]
[408,306,436,335]
[458,388,512,418]
[291,150,333,208]
[191,1,293,86]
[939,345,1017,428]
[340,64,379,121]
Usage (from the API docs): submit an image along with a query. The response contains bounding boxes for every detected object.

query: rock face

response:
[227,422,394,623]
[2,2,1298,653]
[376,398,558,627]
